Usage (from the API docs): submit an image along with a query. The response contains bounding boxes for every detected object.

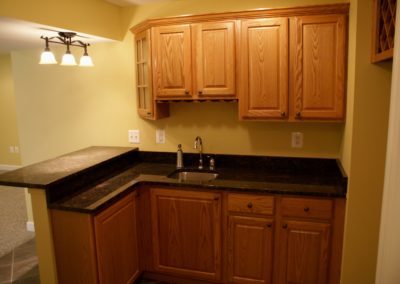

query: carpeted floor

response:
[0,182,35,258]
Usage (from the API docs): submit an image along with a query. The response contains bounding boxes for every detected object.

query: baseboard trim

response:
[0,164,20,171]
[26,221,35,232]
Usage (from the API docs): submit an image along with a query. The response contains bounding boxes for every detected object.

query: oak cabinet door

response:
[239,18,289,119]
[277,220,331,284]
[228,216,274,284]
[152,25,192,98]
[94,193,140,284]
[291,15,346,120]
[193,21,236,98]
[150,188,222,281]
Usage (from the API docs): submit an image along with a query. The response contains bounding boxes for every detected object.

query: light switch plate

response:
[156,129,166,144]
[291,132,303,148]
[128,130,140,143]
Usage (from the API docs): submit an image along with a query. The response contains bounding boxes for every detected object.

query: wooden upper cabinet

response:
[152,25,192,98]
[193,21,236,98]
[135,30,169,119]
[150,188,222,281]
[291,15,346,120]
[239,18,289,119]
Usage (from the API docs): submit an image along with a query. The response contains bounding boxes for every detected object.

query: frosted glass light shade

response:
[39,50,57,64]
[79,55,94,67]
[61,52,77,66]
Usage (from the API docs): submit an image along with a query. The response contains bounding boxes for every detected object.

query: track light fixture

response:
[39,32,94,67]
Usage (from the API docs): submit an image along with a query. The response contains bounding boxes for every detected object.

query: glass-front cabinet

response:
[135,30,169,120]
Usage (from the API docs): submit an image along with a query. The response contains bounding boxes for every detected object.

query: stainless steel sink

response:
[168,169,219,182]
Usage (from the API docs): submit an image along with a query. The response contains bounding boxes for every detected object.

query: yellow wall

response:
[0,0,123,40]
[340,1,392,283]
[0,54,21,165]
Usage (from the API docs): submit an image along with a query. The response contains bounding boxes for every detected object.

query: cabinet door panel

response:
[292,15,346,119]
[240,18,288,119]
[193,21,236,97]
[228,216,274,284]
[150,188,222,281]
[278,220,331,284]
[152,25,192,98]
[94,193,140,284]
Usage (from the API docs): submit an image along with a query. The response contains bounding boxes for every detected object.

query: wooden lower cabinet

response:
[150,188,222,281]
[51,192,140,284]
[228,216,274,284]
[276,220,331,284]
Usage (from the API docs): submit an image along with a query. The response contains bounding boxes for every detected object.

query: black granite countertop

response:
[0,147,348,214]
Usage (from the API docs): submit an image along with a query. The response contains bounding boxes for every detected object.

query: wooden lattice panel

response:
[371,0,397,62]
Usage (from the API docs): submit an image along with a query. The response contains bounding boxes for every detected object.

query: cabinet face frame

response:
[150,188,222,281]
[290,14,346,120]
[239,18,289,120]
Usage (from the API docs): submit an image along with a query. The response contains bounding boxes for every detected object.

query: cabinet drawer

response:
[228,193,274,215]
[281,197,333,220]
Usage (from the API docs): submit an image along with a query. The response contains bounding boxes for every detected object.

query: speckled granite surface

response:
[0,147,348,214]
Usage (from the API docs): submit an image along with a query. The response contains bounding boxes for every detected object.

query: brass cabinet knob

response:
[198,90,203,95]
[282,223,288,229]
[184,90,190,95]
[281,111,286,117]
[247,201,253,209]
[304,207,310,212]
[267,223,272,228]
[296,111,301,118]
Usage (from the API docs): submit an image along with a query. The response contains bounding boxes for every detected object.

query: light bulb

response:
[79,54,94,67]
[39,49,57,64]
[61,50,77,66]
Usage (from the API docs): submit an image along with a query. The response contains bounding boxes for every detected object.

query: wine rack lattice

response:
[371,0,397,62]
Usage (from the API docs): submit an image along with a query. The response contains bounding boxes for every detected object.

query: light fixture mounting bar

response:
[40,32,90,49]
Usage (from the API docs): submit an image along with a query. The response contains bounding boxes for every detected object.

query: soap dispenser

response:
[177,144,183,169]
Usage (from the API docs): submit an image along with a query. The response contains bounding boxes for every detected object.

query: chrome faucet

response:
[194,136,203,169]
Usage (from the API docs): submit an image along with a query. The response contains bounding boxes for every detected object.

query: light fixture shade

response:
[61,52,77,66]
[79,54,94,67]
[39,50,57,64]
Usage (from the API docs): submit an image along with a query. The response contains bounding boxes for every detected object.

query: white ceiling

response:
[0,17,113,54]
[0,0,170,54]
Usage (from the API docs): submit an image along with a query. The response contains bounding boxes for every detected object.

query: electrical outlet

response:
[14,146,19,153]
[128,130,140,143]
[291,132,303,148]
[9,146,14,153]
[156,129,166,144]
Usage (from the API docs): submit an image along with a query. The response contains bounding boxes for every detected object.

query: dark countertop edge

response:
[49,178,347,215]
[0,147,139,189]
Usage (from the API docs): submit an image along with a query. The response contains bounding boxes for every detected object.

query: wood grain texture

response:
[150,188,222,281]
[329,198,346,284]
[193,21,236,98]
[94,192,140,284]
[131,4,349,34]
[278,220,331,284]
[228,216,274,284]
[152,25,192,98]
[291,14,346,120]
[50,210,98,284]
[281,197,333,220]
[239,18,289,119]
[228,193,274,216]
[135,30,169,119]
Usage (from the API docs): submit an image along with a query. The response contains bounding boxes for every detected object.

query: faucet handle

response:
[208,156,215,171]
